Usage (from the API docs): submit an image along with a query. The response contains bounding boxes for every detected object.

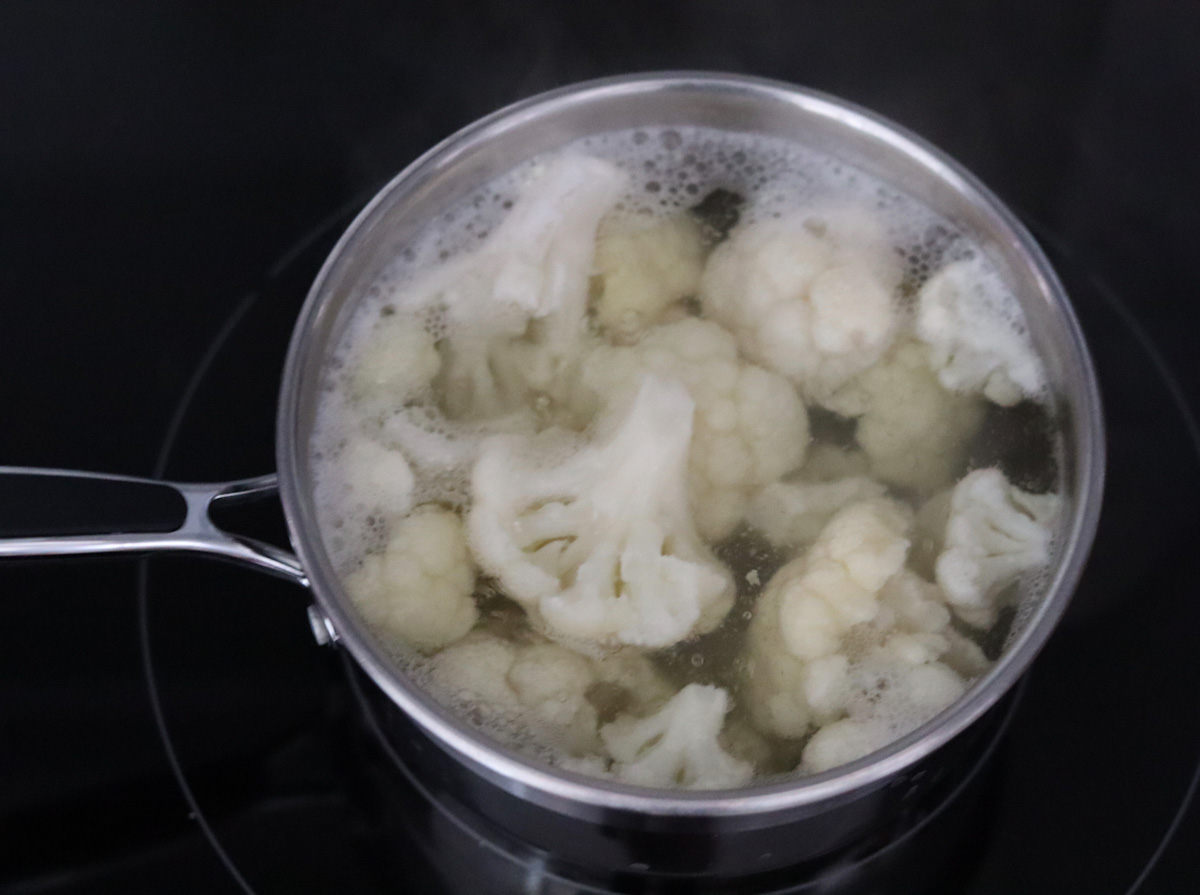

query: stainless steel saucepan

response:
[0,73,1104,880]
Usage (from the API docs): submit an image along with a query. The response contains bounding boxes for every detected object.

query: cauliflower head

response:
[427,631,601,756]
[916,256,1047,407]
[746,476,888,549]
[592,214,705,339]
[934,468,1061,628]
[742,497,914,740]
[699,206,901,402]
[387,154,625,421]
[743,566,823,739]
[591,648,678,718]
[823,339,986,494]
[349,312,441,411]
[600,683,754,789]
[745,558,982,768]
[777,498,913,661]
[799,573,976,775]
[800,660,966,773]
[345,505,477,652]
[468,375,735,649]
[579,318,809,541]
[335,437,416,526]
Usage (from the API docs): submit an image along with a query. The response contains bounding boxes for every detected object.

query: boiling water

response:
[308,125,1062,781]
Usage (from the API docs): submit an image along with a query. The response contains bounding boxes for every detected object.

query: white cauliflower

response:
[869,570,988,676]
[345,506,477,652]
[427,630,521,708]
[427,631,601,756]
[371,163,641,486]
[874,569,954,640]
[600,684,754,789]
[579,318,809,541]
[935,468,1060,628]
[592,214,705,339]
[916,256,1047,407]
[377,400,537,511]
[468,375,734,649]
[742,498,913,739]
[745,554,980,772]
[743,575,823,739]
[349,312,441,410]
[592,648,678,717]
[699,206,901,402]
[776,498,913,661]
[800,660,967,773]
[823,339,985,494]
[336,437,416,524]
[746,476,887,548]
[507,643,603,753]
[802,572,974,771]
[385,154,626,420]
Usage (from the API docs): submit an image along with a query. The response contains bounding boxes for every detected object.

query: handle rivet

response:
[307,605,339,646]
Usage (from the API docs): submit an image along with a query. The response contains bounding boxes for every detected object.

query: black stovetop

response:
[3,2,1200,893]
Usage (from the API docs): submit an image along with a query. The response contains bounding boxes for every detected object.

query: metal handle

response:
[0,466,308,587]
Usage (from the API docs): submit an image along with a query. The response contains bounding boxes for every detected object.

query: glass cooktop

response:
[2,2,1198,892]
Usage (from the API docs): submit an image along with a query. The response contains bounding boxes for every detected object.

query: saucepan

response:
[0,73,1103,882]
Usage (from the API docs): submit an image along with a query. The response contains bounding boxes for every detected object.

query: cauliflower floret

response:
[377,401,536,508]
[592,649,678,717]
[801,661,966,773]
[600,684,754,789]
[349,313,441,410]
[796,572,976,773]
[337,437,416,524]
[777,498,913,661]
[746,476,888,548]
[743,501,990,767]
[427,632,601,755]
[386,154,625,421]
[468,375,734,649]
[935,468,1061,628]
[507,643,603,754]
[743,575,819,738]
[869,571,992,676]
[346,506,477,652]
[579,318,809,541]
[720,719,775,771]
[592,214,705,339]
[700,206,901,402]
[427,630,520,708]
[916,256,1047,407]
[823,339,985,494]
[742,498,913,739]
[874,568,953,637]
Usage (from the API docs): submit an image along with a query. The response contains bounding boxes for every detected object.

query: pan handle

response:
[0,466,308,587]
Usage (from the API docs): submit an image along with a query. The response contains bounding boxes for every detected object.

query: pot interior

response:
[276,72,1104,820]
